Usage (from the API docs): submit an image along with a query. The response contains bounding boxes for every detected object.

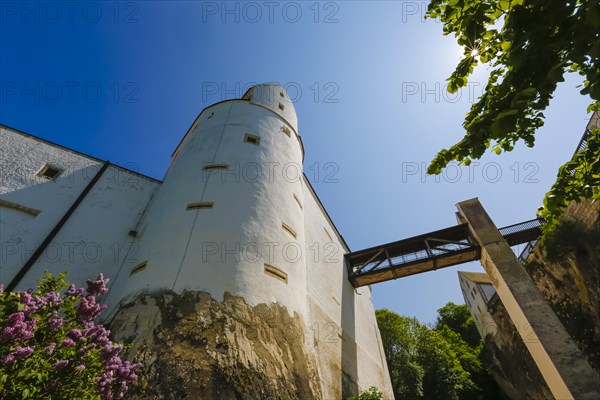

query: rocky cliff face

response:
[483,200,600,398]
[527,200,600,372]
[483,296,553,399]
[106,291,322,399]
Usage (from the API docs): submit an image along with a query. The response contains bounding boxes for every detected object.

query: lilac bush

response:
[0,272,140,399]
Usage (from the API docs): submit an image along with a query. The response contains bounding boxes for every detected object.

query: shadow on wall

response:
[1,162,152,293]
[341,259,358,398]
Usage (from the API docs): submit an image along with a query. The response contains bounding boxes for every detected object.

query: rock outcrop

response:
[482,200,600,398]
[106,291,322,399]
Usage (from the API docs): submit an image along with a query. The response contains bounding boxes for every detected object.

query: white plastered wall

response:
[0,126,159,291]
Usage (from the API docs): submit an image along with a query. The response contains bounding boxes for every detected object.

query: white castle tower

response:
[106,84,308,316]
[0,83,393,398]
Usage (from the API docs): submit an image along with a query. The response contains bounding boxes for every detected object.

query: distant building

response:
[458,271,497,337]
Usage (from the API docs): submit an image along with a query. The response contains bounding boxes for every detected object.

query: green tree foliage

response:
[0,272,139,399]
[376,304,503,400]
[436,302,481,347]
[425,0,600,229]
[347,386,384,400]
[376,310,425,398]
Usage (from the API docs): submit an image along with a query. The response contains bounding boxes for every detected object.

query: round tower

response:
[106,83,308,318]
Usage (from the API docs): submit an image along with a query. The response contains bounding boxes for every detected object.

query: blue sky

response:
[1,1,592,323]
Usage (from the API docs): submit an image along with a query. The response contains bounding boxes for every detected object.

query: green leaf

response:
[497,109,518,118]
[514,88,538,100]
[490,114,517,136]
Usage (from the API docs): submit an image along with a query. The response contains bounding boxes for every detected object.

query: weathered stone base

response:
[106,291,322,399]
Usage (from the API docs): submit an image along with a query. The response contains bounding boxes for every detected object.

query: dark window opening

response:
[244,133,260,145]
[37,164,62,180]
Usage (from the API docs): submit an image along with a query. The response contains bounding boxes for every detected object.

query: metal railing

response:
[347,218,545,287]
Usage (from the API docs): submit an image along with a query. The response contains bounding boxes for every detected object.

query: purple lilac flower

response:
[86,274,109,296]
[48,311,63,332]
[77,295,107,322]
[13,346,34,358]
[53,360,69,369]
[0,284,4,295]
[68,328,84,342]
[66,284,84,297]
[84,323,110,345]
[2,346,35,365]
[99,344,123,361]
[1,312,37,342]
[94,354,141,399]
[61,338,76,347]
[75,364,86,373]
[44,343,56,355]
[78,343,98,355]
[20,292,39,315]
[43,291,62,305]
[2,353,16,365]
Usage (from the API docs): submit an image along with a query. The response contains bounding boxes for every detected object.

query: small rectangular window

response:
[280,92,285,98]
[244,133,260,145]
[264,264,288,283]
[282,222,297,239]
[278,103,284,111]
[187,202,214,210]
[130,261,147,276]
[293,193,303,210]
[36,164,62,180]
[203,163,229,171]
[282,126,291,137]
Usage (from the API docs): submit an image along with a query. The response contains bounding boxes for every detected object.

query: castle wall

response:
[0,84,394,398]
[302,177,392,398]
[0,125,160,291]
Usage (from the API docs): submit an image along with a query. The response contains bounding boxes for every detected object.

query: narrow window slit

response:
[187,202,214,210]
[0,199,41,217]
[130,261,147,276]
[264,264,288,283]
[282,126,291,137]
[293,193,303,210]
[282,222,297,239]
[203,163,229,171]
